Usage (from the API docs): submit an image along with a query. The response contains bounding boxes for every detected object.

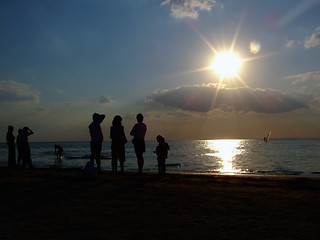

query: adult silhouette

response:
[21,127,34,168]
[110,115,127,174]
[89,113,105,172]
[130,113,147,175]
[6,125,16,168]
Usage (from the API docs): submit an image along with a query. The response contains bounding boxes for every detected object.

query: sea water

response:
[0,139,320,176]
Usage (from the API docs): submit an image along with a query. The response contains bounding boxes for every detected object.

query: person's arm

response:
[27,128,34,136]
[98,114,105,124]
[110,127,113,140]
[122,127,127,143]
[130,125,135,136]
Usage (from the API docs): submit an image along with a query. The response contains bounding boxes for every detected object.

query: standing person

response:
[6,125,16,168]
[16,129,23,167]
[154,135,170,175]
[89,113,105,173]
[110,115,127,174]
[21,127,34,168]
[130,113,147,175]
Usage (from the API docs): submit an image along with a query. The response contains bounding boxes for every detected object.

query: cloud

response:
[287,71,320,95]
[304,26,320,49]
[0,80,40,103]
[161,0,216,19]
[97,94,113,104]
[285,39,295,48]
[146,84,314,113]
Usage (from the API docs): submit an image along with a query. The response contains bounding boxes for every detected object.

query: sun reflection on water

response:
[205,139,243,174]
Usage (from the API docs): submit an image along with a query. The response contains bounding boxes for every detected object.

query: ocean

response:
[1,139,320,176]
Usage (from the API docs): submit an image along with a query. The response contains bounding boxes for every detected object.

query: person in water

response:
[154,135,170,175]
[130,113,147,175]
[110,115,127,174]
[54,144,64,162]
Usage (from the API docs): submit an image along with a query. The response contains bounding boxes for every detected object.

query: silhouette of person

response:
[21,127,34,168]
[6,125,16,168]
[16,129,23,167]
[130,113,147,175]
[110,115,127,174]
[154,135,170,175]
[89,113,105,172]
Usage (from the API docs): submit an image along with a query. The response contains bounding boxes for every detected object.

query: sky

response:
[1,0,320,141]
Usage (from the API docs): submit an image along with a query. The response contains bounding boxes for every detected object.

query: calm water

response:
[1,139,320,176]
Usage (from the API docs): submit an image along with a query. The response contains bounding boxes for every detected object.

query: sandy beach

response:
[0,167,319,240]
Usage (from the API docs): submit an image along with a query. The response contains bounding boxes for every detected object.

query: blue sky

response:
[1,0,320,141]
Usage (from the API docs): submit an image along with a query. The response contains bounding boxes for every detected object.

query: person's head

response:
[92,113,100,121]
[18,129,23,134]
[23,127,29,133]
[8,125,14,132]
[136,113,144,123]
[156,135,165,143]
[112,115,122,126]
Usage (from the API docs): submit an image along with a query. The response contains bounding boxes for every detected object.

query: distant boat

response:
[264,130,271,143]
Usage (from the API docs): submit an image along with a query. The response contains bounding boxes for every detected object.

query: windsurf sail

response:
[264,130,271,143]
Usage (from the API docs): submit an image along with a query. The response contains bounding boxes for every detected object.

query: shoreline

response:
[1,167,320,239]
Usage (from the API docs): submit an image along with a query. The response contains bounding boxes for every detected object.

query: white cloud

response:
[161,0,216,19]
[285,39,295,48]
[304,26,320,49]
[0,80,40,104]
[287,71,320,95]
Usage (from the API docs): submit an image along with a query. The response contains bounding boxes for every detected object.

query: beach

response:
[0,167,319,240]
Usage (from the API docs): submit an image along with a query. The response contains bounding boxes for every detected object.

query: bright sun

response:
[212,52,242,77]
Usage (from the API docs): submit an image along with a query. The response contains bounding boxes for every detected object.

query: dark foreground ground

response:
[0,167,319,240]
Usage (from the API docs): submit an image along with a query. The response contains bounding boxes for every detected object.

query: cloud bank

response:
[146,84,314,113]
[161,0,216,19]
[0,80,40,104]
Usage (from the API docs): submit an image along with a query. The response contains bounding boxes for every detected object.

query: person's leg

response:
[90,142,95,163]
[137,152,144,174]
[111,150,117,174]
[119,150,125,174]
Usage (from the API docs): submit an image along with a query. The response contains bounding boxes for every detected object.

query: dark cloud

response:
[146,85,315,113]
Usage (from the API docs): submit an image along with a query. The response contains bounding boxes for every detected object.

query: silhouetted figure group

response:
[87,112,168,175]
[6,126,34,168]
[5,113,170,175]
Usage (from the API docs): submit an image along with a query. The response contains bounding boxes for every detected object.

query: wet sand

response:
[0,167,319,239]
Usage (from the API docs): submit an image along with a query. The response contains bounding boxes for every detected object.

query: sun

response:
[212,51,242,77]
